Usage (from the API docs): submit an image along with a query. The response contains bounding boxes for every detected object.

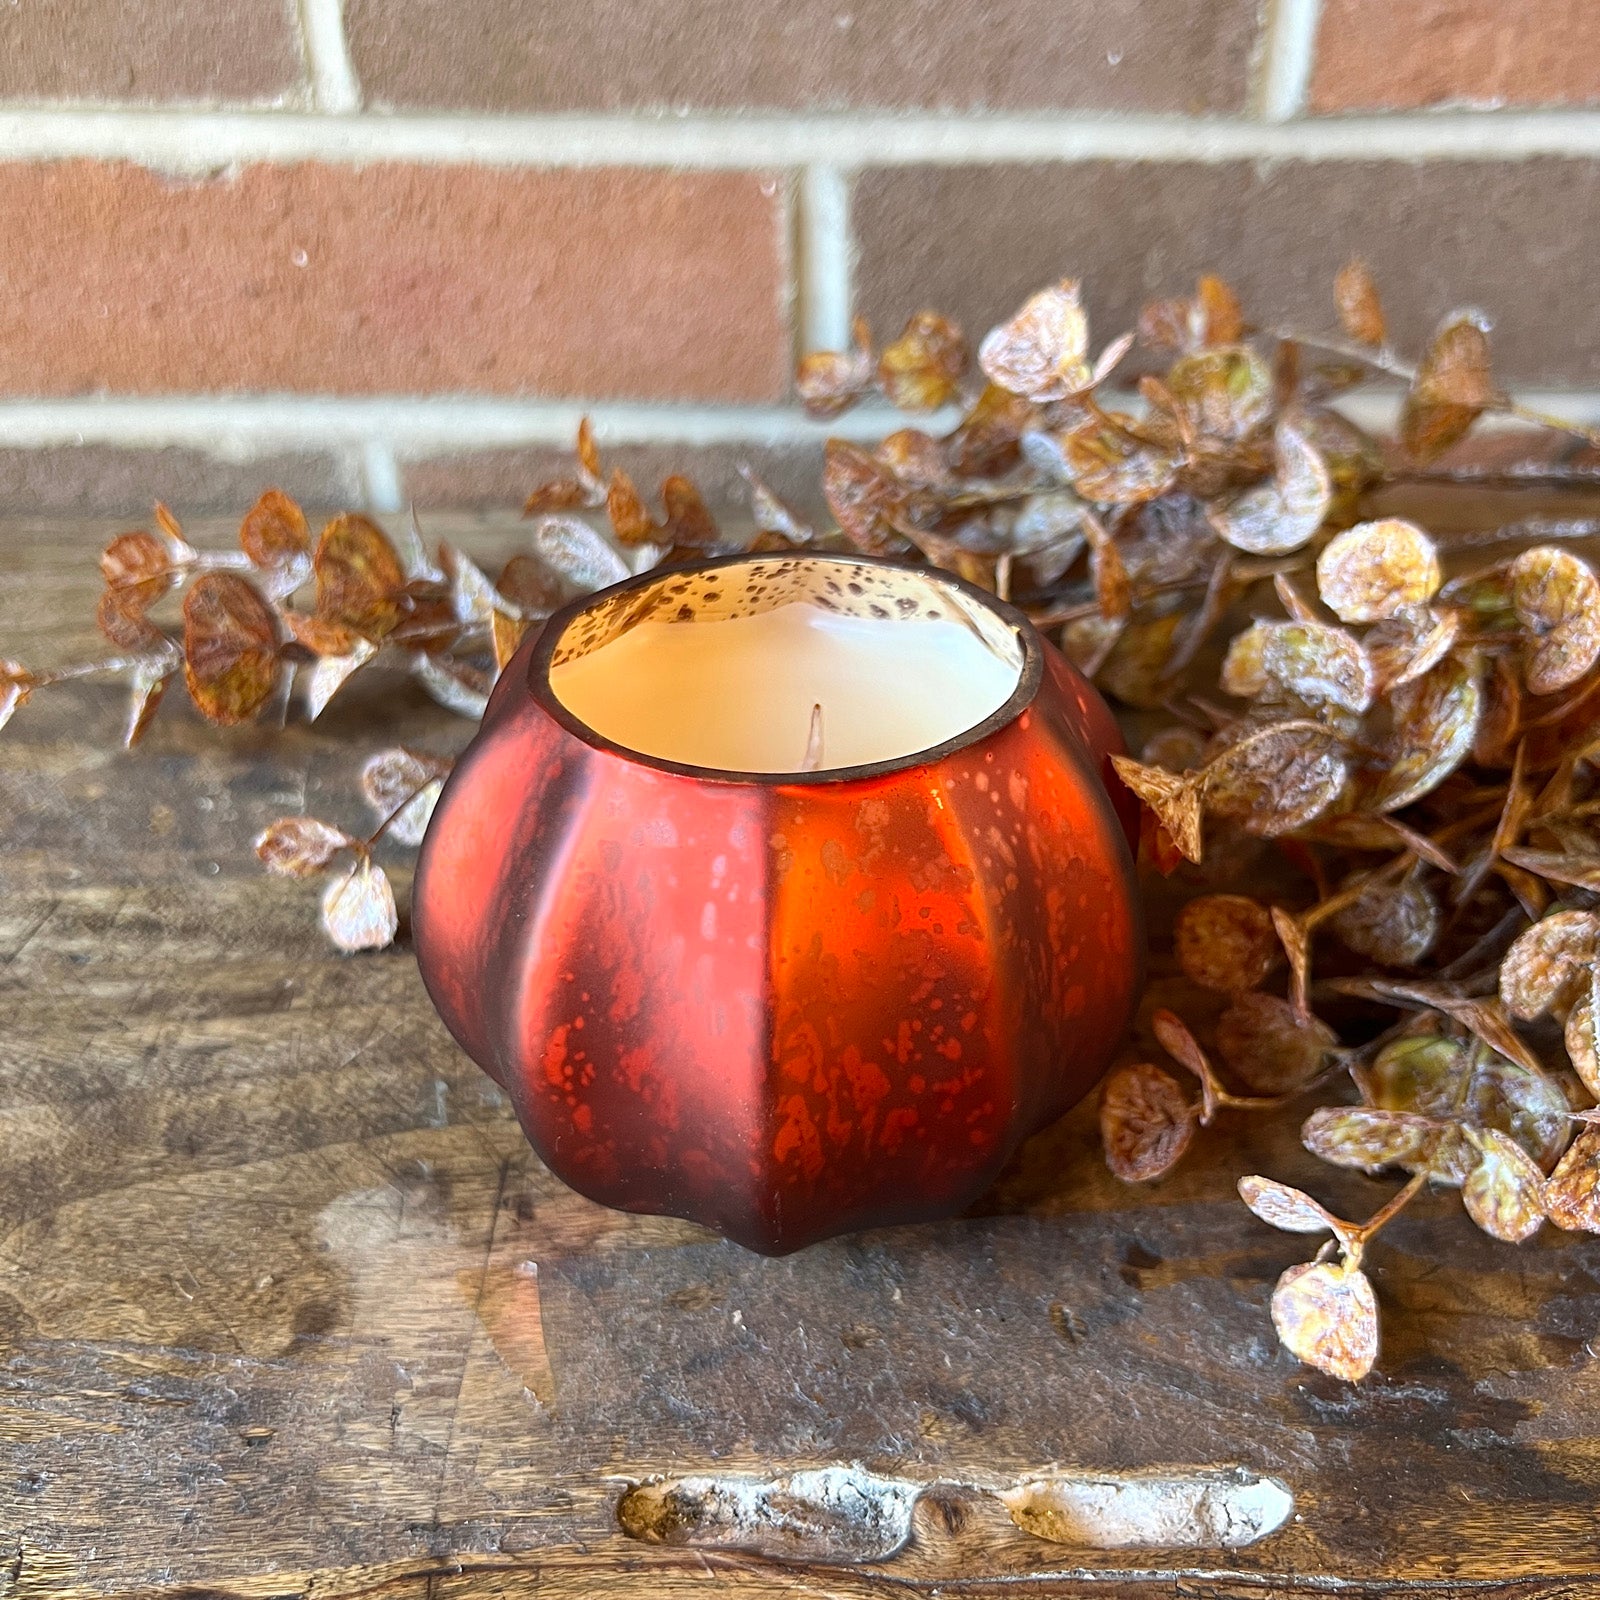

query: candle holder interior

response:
[540,555,1030,777]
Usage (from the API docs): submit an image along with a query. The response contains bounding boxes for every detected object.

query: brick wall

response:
[1,0,1597,514]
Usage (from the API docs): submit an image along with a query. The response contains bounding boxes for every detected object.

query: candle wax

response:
[549,600,1020,773]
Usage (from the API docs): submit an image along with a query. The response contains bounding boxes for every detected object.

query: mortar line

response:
[295,0,362,114]
[3,391,1600,453]
[1255,0,1323,122]
[359,438,405,511]
[7,108,1600,170]
[796,165,853,356]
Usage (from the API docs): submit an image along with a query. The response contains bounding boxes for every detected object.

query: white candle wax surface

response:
[548,599,1022,775]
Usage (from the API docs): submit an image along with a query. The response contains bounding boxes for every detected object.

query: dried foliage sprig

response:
[9,261,1600,1381]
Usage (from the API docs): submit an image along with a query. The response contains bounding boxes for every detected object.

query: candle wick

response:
[801,702,825,772]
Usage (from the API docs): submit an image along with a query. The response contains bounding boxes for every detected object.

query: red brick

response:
[346,0,1257,113]
[403,441,826,518]
[852,161,1600,387]
[0,446,357,515]
[1311,0,1600,111]
[0,0,303,104]
[0,162,788,402]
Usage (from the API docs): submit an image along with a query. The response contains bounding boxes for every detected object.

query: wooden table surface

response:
[4,514,1600,1600]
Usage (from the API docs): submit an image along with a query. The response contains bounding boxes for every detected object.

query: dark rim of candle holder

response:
[527,551,1046,788]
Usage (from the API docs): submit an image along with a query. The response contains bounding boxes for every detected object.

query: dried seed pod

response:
[1499,909,1600,1021]
[1366,1032,1568,1175]
[1271,1258,1379,1382]
[1215,991,1337,1093]
[361,747,453,846]
[1316,521,1441,623]
[1510,546,1600,696]
[1461,1126,1546,1242]
[313,513,406,640]
[1174,894,1281,993]
[1100,1062,1196,1181]
[1166,346,1275,444]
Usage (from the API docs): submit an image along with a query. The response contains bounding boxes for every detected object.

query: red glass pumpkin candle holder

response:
[414,553,1141,1254]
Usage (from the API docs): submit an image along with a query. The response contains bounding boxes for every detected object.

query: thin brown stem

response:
[1351,1168,1430,1246]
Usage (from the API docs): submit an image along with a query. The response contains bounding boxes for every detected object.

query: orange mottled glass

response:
[414,554,1141,1253]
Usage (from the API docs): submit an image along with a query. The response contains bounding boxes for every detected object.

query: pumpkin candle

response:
[413,553,1142,1253]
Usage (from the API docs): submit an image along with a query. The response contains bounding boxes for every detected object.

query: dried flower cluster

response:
[8,263,1600,1383]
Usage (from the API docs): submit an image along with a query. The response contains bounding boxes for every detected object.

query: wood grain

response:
[4,513,1600,1599]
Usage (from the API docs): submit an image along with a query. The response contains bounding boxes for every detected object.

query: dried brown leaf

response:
[662,476,720,550]
[1499,909,1600,1020]
[1566,973,1600,1098]
[606,469,660,546]
[240,489,311,572]
[181,572,279,725]
[1226,620,1374,713]
[823,439,910,555]
[1370,654,1480,813]
[305,640,377,721]
[1100,1061,1196,1182]
[1364,604,1459,694]
[877,311,966,411]
[1174,894,1281,993]
[1303,1105,1441,1175]
[1316,520,1441,623]
[321,859,398,953]
[101,530,170,589]
[362,747,453,846]
[1461,1126,1545,1242]
[527,515,629,591]
[314,513,405,639]
[256,816,356,878]
[1204,720,1348,836]
[1166,346,1275,445]
[1331,868,1439,967]
[979,280,1091,402]
[1400,311,1494,462]
[1239,1176,1350,1240]
[1334,259,1386,348]
[412,653,492,719]
[1543,1126,1600,1232]
[1061,421,1181,505]
[797,317,875,418]
[1271,1259,1378,1382]
[1511,546,1600,695]
[1216,991,1338,1093]
[123,661,171,748]
[1109,754,1204,863]
[1209,418,1331,555]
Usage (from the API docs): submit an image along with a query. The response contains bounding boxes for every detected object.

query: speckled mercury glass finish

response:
[413,554,1142,1253]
